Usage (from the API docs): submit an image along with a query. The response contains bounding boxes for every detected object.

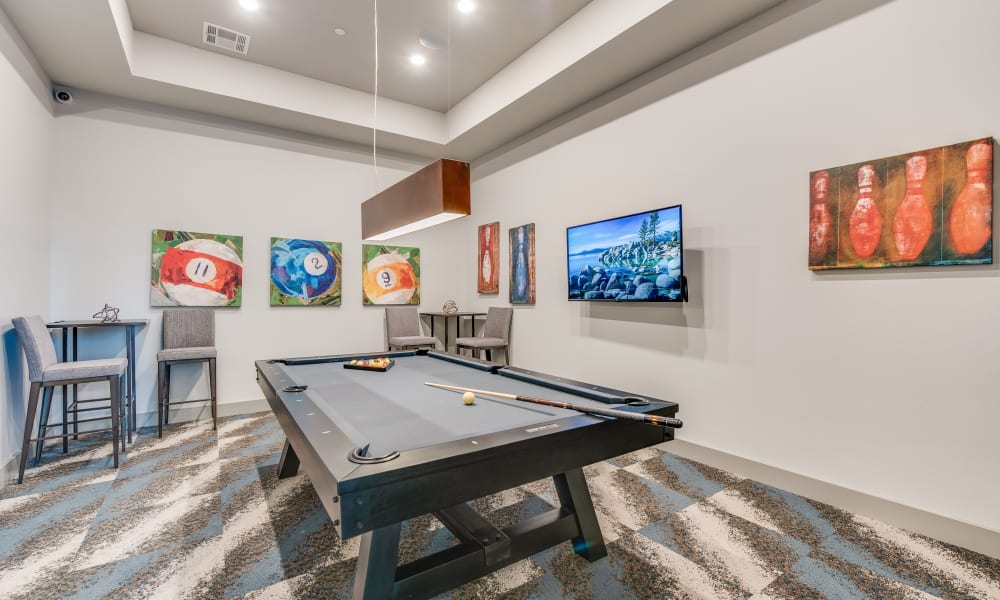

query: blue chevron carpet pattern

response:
[1,412,998,599]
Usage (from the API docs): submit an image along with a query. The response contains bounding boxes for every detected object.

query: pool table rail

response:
[273,347,494,370]
[500,365,664,405]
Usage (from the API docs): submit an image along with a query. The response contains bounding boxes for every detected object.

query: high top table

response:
[46,319,148,441]
[419,311,487,353]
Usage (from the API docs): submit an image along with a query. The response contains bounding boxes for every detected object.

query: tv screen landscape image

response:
[567,205,683,302]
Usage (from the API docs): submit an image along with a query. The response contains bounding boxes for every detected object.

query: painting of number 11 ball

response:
[808,137,993,269]
[151,229,244,307]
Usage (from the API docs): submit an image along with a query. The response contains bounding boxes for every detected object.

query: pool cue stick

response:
[425,382,682,428]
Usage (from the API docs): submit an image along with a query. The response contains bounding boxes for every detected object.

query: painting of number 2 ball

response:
[270,238,342,306]
[151,229,244,307]
[361,244,420,305]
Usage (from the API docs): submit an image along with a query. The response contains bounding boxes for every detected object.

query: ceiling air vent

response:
[203,22,251,55]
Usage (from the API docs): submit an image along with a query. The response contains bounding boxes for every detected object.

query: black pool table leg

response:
[353,522,402,600]
[276,440,301,479]
[553,467,608,561]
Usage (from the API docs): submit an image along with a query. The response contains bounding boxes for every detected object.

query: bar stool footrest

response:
[30,426,117,442]
[65,404,116,414]
[164,398,214,406]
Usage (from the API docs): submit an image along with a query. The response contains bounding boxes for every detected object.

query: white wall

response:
[467,0,1000,533]
[0,10,52,472]
[50,97,467,427]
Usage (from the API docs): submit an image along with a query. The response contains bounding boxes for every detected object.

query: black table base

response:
[277,441,607,600]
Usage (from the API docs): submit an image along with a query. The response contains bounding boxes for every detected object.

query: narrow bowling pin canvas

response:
[478,222,499,294]
[808,138,993,269]
[509,223,536,304]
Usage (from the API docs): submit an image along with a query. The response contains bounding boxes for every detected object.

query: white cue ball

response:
[463,392,475,405]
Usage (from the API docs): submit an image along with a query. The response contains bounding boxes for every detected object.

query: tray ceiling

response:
[0,0,789,160]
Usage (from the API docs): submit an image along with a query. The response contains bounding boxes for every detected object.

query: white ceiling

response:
[0,0,789,161]
[128,0,592,113]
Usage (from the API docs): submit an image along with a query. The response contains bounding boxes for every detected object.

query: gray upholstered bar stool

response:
[157,309,217,437]
[385,306,438,351]
[12,315,127,484]
[456,307,513,364]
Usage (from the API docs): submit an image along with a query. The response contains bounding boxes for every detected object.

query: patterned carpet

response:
[1,412,998,599]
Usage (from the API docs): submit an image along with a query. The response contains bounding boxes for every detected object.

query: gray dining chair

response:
[456,307,513,364]
[157,309,217,437]
[385,306,437,351]
[12,315,127,483]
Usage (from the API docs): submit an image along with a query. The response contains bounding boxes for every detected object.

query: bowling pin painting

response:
[808,171,836,266]
[945,141,993,261]
[151,229,244,306]
[270,238,342,306]
[361,244,420,305]
[808,137,993,269]
[478,222,500,294]
[509,223,536,305]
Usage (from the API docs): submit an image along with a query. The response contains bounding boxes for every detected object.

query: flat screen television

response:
[567,204,684,302]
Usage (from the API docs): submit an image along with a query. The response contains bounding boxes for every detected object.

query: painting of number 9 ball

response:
[362,247,419,305]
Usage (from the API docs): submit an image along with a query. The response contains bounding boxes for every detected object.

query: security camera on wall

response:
[52,87,73,104]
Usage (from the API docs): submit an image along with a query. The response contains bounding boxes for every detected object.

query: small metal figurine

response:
[92,303,121,323]
[442,300,458,314]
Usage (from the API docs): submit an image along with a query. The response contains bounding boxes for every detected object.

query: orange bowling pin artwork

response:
[809,137,992,270]
[892,155,932,261]
[849,164,882,258]
[949,141,993,255]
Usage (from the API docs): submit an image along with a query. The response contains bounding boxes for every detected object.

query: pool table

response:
[256,349,681,600]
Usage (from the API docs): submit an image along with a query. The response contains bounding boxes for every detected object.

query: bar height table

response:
[419,311,487,353]
[46,319,148,443]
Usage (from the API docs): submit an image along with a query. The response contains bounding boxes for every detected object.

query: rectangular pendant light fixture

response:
[362,158,471,241]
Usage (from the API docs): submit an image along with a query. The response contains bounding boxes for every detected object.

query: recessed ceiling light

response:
[409,53,427,66]
[239,0,260,11]
[334,27,347,36]
[456,0,475,14]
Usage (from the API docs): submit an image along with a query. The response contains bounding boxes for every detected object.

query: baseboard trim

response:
[662,439,1000,560]
[131,397,271,430]
[219,397,270,418]
[0,453,18,490]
